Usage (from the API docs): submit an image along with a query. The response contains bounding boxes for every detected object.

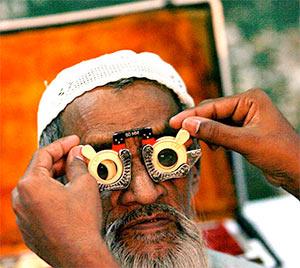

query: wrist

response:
[266,134,300,199]
[59,235,118,268]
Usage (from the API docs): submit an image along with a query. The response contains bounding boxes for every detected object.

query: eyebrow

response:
[90,142,112,152]
[153,123,177,138]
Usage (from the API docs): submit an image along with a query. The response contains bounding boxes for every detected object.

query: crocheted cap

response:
[38,50,194,140]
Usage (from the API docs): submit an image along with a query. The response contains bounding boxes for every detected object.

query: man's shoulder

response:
[207,249,263,268]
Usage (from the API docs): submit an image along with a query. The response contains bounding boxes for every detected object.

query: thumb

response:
[65,146,98,190]
[182,117,251,154]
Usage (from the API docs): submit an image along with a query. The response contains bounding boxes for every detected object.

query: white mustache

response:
[105,203,180,236]
[104,203,208,268]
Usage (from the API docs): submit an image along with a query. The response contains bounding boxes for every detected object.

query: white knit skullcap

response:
[38,50,194,140]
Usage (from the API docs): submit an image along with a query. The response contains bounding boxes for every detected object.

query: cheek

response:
[100,178,191,229]
[101,191,124,228]
[100,191,114,228]
[162,177,191,213]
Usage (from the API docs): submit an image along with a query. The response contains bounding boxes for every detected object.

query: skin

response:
[11,136,114,267]
[12,85,299,267]
[61,81,194,253]
[170,88,300,199]
[12,81,195,267]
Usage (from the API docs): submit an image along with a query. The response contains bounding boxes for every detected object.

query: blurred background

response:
[222,0,300,200]
[1,0,299,199]
[1,0,299,267]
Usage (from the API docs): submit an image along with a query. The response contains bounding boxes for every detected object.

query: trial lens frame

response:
[81,127,201,191]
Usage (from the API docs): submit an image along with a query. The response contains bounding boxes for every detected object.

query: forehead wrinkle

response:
[82,132,113,145]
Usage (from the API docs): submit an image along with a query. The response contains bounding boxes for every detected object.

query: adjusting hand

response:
[12,135,118,267]
[170,88,300,199]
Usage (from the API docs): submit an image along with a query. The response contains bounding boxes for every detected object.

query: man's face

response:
[61,80,207,267]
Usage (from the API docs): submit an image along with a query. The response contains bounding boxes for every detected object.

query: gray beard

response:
[104,203,208,268]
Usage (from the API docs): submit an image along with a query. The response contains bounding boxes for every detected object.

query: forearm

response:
[264,134,300,199]
[267,169,300,200]
[284,180,300,200]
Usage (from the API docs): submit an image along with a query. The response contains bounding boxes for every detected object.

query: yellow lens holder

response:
[152,129,190,172]
[81,145,123,185]
[81,128,199,189]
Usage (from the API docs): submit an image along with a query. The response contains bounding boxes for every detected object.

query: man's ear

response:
[190,165,200,196]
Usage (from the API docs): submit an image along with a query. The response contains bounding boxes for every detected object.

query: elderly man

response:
[12,51,299,268]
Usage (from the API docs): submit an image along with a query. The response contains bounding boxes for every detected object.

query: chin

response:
[119,225,181,258]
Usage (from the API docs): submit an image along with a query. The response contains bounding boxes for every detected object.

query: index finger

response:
[64,146,98,191]
[170,93,252,129]
[27,135,80,176]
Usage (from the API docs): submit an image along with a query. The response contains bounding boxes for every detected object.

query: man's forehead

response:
[62,81,180,145]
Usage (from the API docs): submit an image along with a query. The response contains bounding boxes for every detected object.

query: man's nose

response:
[119,154,166,205]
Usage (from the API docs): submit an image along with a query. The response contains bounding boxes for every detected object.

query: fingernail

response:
[75,155,84,162]
[183,119,201,134]
[70,146,83,158]
[169,116,177,126]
